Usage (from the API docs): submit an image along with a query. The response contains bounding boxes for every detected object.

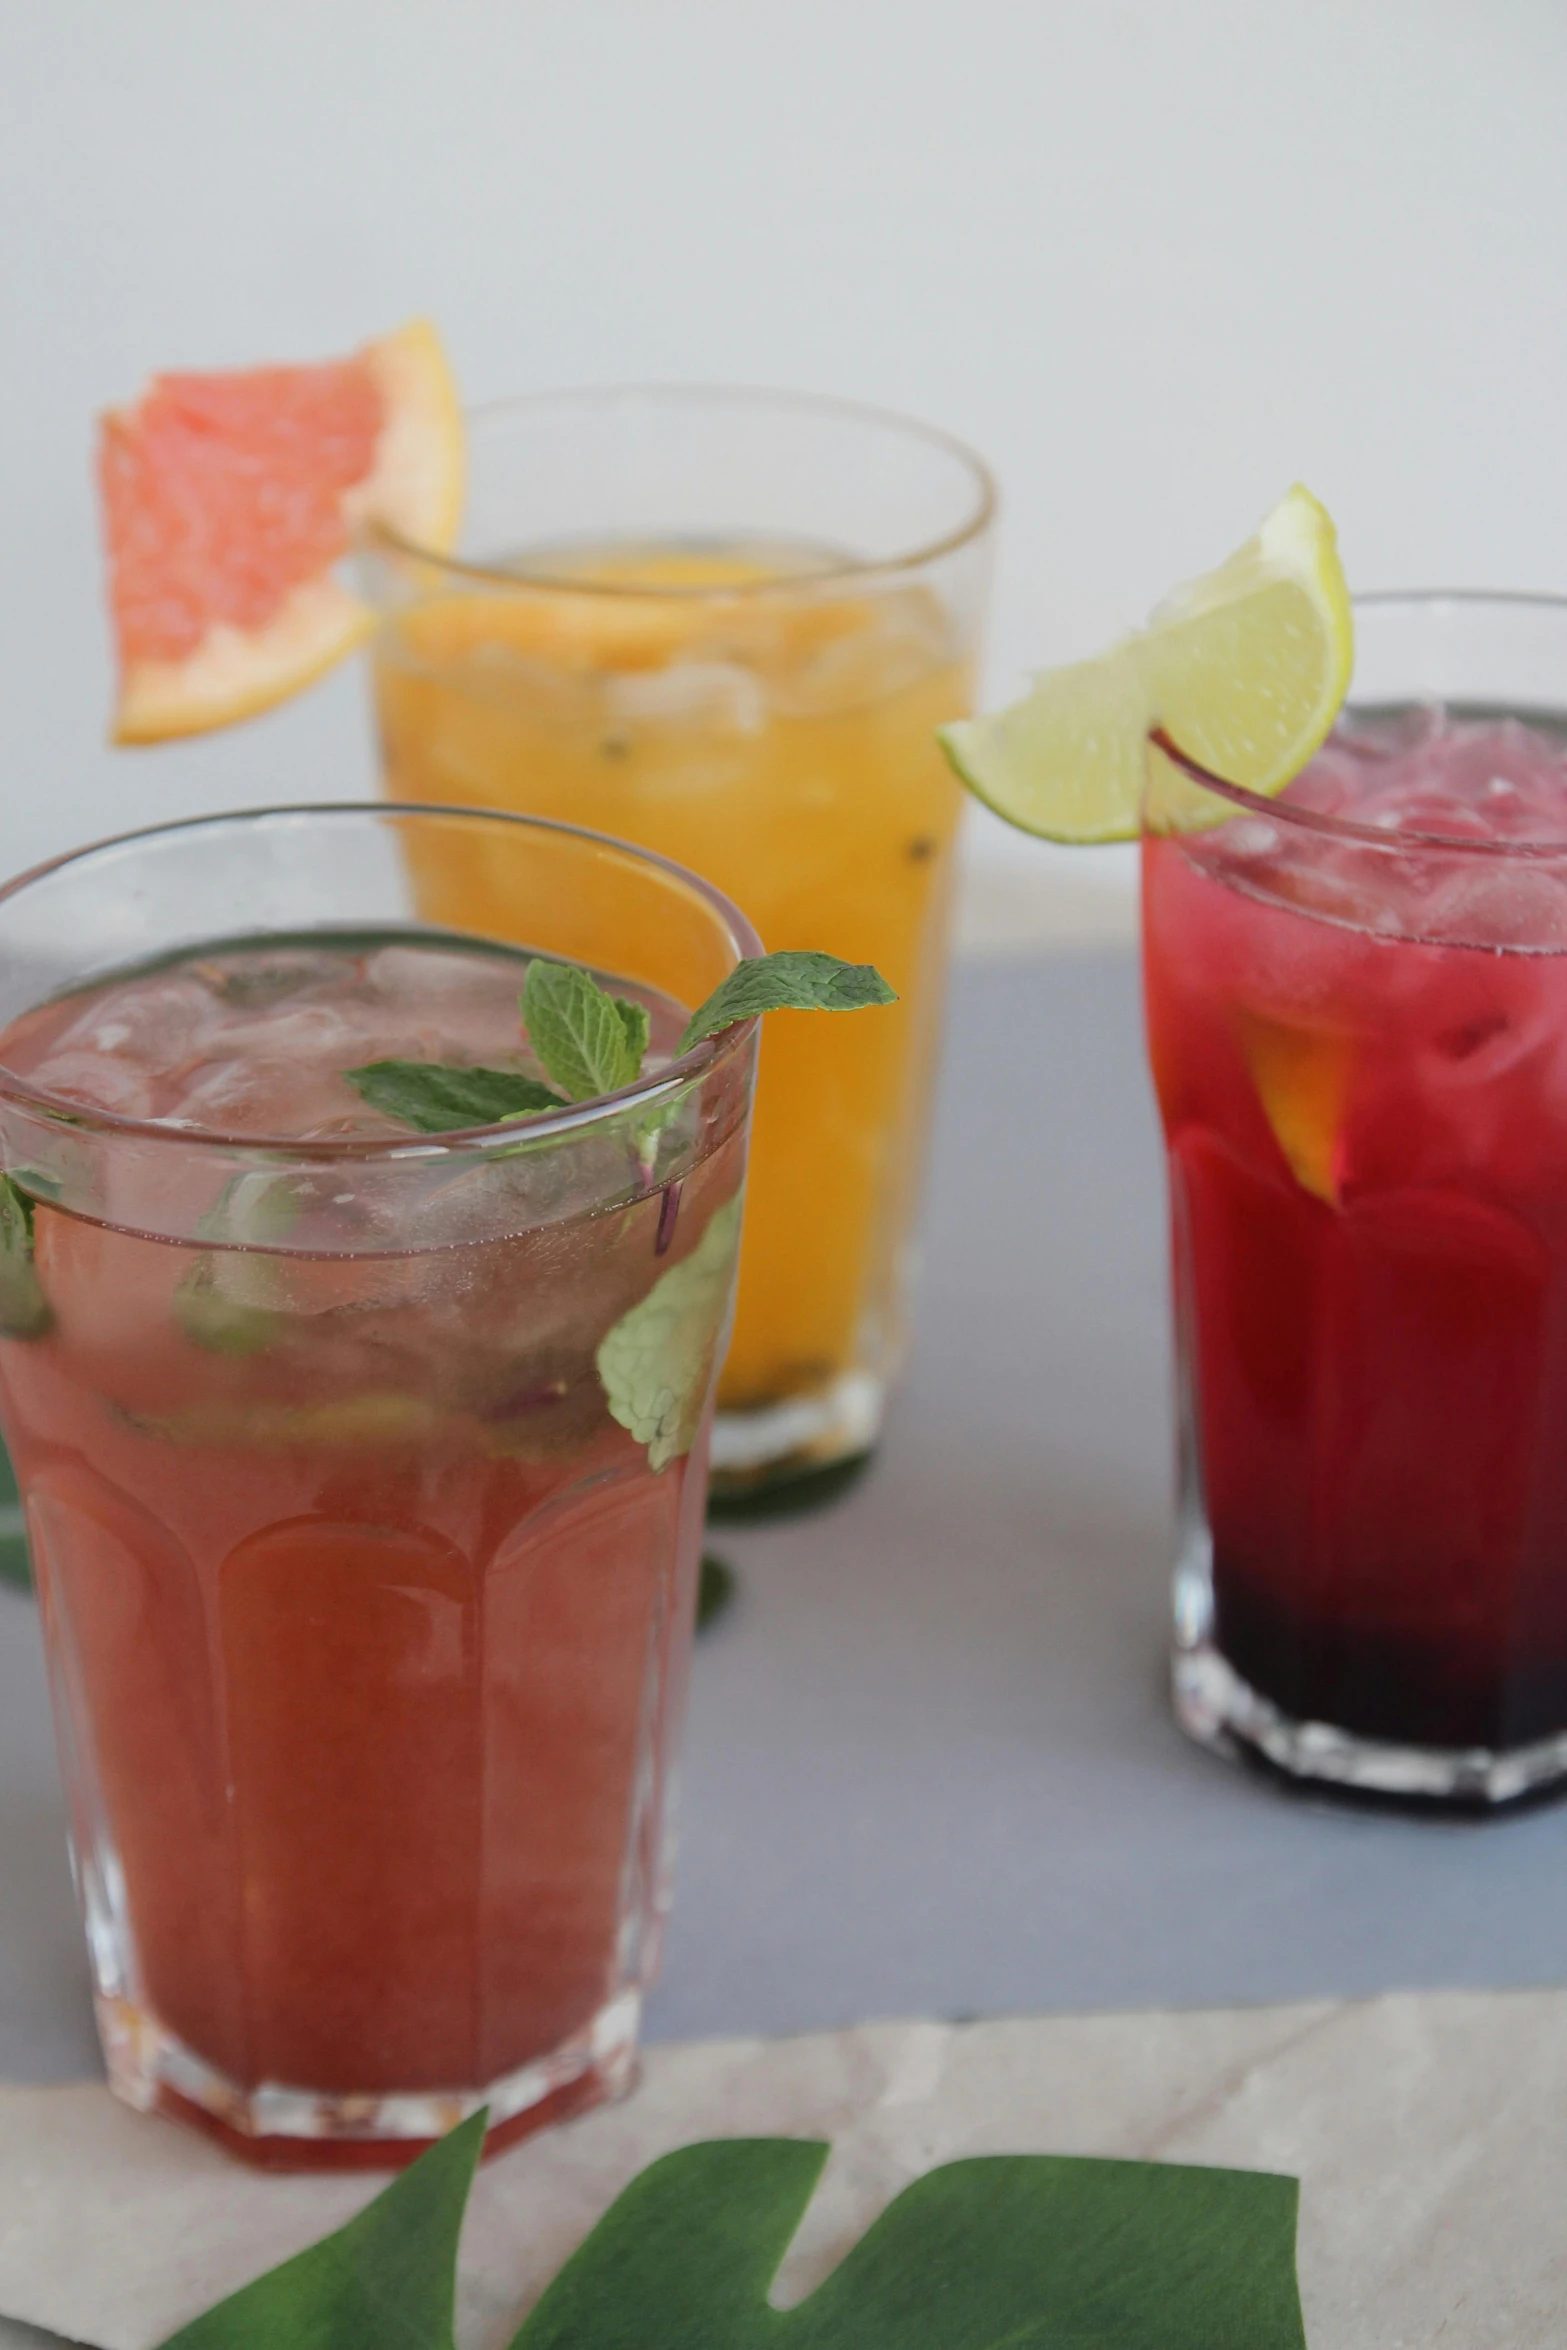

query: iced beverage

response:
[364,390,993,1496]
[1147,664,1567,1802]
[0,807,758,2160]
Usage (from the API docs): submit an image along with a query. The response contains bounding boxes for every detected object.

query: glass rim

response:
[0,800,765,1157]
[1151,588,1567,863]
[360,381,998,595]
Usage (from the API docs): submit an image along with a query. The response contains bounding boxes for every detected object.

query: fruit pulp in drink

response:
[1144,709,1567,1751]
[0,933,744,2141]
[371,541,970,1450]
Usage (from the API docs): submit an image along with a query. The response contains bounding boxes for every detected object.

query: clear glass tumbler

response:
[360,387,995,1503]
[0,804,759,2162]
[1145,593,1567,1804]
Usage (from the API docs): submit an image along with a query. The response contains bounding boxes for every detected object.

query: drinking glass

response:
[0,804,759,2162]
[1145,593,1567,1803]
[360,387,995,1502]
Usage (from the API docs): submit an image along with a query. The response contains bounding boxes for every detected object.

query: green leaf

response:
[508,2139,1308,2350]
[175,1172,302,1357]
[615,994,651,1071]
[0,1176,51,1341]
[8,1164,62,1201]
[522,960,646,1102]
[344,1060,566,1134]
[173,1263,281,1358]
[678,952,897,1054]
[199,1171,300,1245]
[0,1439,30,1591]
[155,2108,485,2350]
[596,1192,743,1470]
[150,2121,1307,2350]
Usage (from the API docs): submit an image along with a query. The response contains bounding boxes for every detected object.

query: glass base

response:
[1174,1635,1567,1808]
[709,1369,884,1504]
[95,1985,641,2171]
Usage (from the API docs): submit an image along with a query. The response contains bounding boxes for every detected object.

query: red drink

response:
[1146,681,1567,1803]
[0,808,758,2159]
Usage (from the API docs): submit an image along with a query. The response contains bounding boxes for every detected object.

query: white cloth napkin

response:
[0,1986,1563,2348]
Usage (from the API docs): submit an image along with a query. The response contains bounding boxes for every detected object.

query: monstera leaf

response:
[508,2137,1307,2350]
[154,2111,483,2349]
[153,2125,1306,2350]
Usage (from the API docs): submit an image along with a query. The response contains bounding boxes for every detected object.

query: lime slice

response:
[939,485,1353,843]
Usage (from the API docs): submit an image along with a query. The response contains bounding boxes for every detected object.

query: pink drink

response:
[0,805,758,2164]
[1146,703,1567,1796]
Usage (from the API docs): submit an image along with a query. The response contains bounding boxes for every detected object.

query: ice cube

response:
[365,944,519,1004]
[1220,818,1282,861]
[770,590,951,718]
[26,1050,154,1119]
[219,1002,378,1062]
[49,974,221,1081]
[1255,847,1392,934]
[189,950,351,1011]
[168,1056,356,1138]
[606,660,767,734]
[1417,861,1567,951]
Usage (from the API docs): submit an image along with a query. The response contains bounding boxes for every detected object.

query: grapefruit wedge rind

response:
[938,485,1353,842]
[352,318,465,555]
[111,579,375,747]
[101,318,463,746]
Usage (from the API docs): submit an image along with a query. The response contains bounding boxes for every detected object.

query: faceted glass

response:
[0,804,759,2161]
[1146,594,1567,1804]
[360,386,995,1500]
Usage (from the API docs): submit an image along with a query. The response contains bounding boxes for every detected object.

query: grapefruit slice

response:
[99,319,463,744]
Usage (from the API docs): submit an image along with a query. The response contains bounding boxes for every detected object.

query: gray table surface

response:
[6,952,1567,2339]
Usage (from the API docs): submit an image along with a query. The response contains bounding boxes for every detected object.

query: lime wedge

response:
[939,485,1353,842]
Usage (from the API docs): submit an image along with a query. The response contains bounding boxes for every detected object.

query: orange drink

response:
[364,390,994,1498]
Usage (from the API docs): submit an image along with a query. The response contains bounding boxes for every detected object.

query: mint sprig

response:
[596,1192,743,1468]
[523,958,648,1101]
[339,951,896,1141]
[677,949,896,1052]
[152,2121,1307,2349]
[345,1060,565,1134]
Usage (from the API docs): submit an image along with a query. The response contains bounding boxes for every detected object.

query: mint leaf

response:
[678,951,896,1053]
[596,1192,742,1470]
[0,1438,30,1591]
[345,1060,565,1134]
[173,1263,281,1358]
[523,960,645,1102]
[0,1176,51,1341]
[198,1170,301,1247]
[155,2108,484,2349]
[346,952,890,1130]
[175,1172,301,1358]
[615,994,651,1070]
[509,2138,1307,2350]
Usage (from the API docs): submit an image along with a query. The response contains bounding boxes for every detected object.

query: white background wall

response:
[3,0,1565,921]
